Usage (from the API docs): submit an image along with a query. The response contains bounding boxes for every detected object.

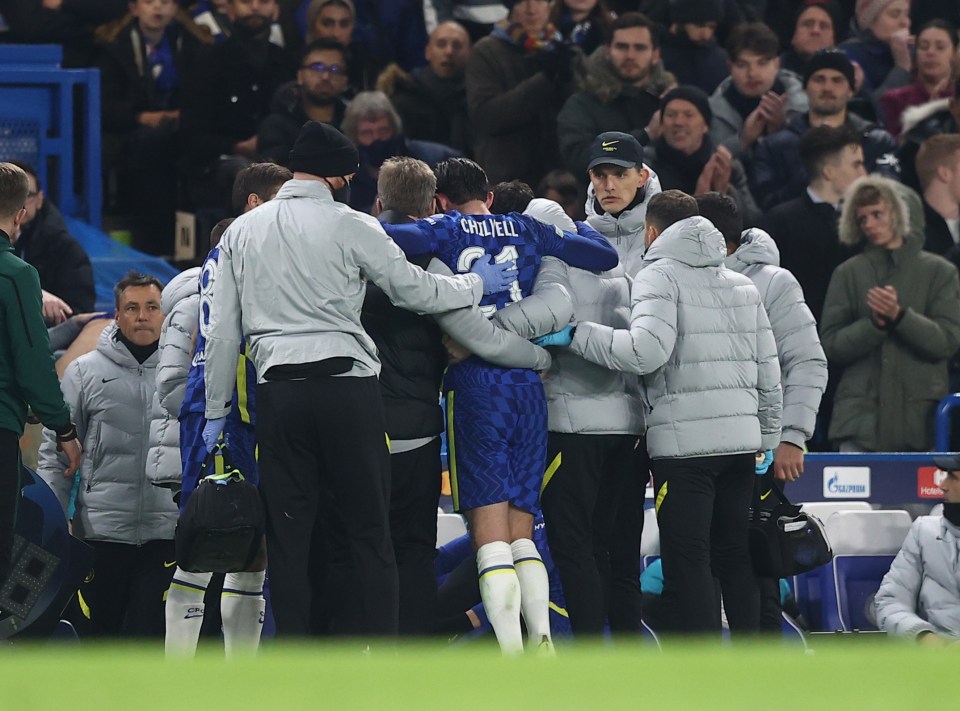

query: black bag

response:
[749,483,833,578]
[175,444,265,573]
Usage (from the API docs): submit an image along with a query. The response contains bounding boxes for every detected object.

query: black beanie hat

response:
[794,0,844,38]
[803,48,855,89]
[660,85,713,125]
[287,121,359,178]
[669,0,723,25]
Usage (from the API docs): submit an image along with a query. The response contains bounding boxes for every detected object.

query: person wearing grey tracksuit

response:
[566,192,782,636]
[699,191,828,633]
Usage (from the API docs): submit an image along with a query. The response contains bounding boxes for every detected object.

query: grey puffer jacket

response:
[492,198,645,435]
[37,323,178,543]
[571,216,782,458]
[725,229,827,448]
[584,168,662,279]
[876,515,960,640]
[146,267,200,488]
[708,70,808,159]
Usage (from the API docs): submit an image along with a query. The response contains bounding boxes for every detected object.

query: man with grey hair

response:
[342,90,460,213]
[364,156,562,635]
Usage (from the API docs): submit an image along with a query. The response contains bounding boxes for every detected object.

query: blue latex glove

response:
[202,417,226,453]
[533,324,574,348]
[470,255,517,295]
[755,449,774,475]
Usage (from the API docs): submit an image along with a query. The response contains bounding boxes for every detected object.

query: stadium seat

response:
[436,513,467,547]
[816,511,912,632]
[640,507,659,570]
[791,501,873,630]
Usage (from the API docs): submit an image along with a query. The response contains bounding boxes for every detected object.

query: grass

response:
[0,637,951,710]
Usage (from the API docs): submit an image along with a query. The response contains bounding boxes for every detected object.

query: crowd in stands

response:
[3,0,960,648]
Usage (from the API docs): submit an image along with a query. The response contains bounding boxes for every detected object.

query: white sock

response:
[511,538,553,649]
[221,571,265,658]
[477,541,523,655]
[165,569,212,658]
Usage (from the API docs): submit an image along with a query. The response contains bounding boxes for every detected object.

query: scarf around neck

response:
[491,19,559,54]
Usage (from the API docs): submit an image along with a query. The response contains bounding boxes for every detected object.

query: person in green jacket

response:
[0,163,82,599]
[820,173,960,452]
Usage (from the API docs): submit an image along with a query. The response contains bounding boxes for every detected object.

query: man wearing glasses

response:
[0,162,82,611]
[258,38,352,166]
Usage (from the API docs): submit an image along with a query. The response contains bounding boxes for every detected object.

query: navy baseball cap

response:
[933,454,960,472]
[587,131,643,172]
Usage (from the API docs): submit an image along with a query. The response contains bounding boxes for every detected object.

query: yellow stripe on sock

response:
[549,602,569,618]
[540,452,562,494]
[169,582,207,595]
[446,391,459,511]
[655,480,668,513]
[515,558,546,567]
[478,568,516,580]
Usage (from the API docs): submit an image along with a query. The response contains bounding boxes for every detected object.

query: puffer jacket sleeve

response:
[157,294,199,417]
[766,269,827,447]
[493,257,575,339]
[570,263,678,375]
[36,359,87,517]
[819,265,888,364]
[890,262,960,362]
[756,301,783,451]
[876,520,938,638]
[428,258,552,370]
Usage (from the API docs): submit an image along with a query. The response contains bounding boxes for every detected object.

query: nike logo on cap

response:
[601,140,619,147]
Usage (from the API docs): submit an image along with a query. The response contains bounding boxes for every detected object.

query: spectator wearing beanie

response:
[750,48,897,211]
[202,120,493,638]
[879,20,958,139]
[643,85,760,224]
[780,0,844,77]
[839,0,913,100]
[656,0,731,95]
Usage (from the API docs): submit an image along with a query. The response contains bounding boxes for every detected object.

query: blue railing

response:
[0,45,101,226]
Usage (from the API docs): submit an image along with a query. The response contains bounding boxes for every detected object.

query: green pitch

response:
[0,638,951,710]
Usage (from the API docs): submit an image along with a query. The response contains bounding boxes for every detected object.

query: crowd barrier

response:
[0,45,101,226]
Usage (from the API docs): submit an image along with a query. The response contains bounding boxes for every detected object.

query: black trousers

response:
[754,471,785,633]
[390,438,442,636]
[257,376,398,638]
[651,453,760,638]
[74,539,175,637]
[0,429,20,584]
[540,432,648,637]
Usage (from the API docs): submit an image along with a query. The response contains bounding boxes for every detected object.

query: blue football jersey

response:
[180,246,258,424]
[415,211,571,387]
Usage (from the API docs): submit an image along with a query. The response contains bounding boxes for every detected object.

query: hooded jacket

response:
[37,323,178,543]
[584,169,662,279]
[570,216,783,458]
[875,514,960,640]
[146,267,200,488]
[490,197,646,435]
[725,228,827,448]
[557,48,672,178]
[708,70,808,159]
[820,175,960,451]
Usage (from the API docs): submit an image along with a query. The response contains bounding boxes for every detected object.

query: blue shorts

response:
[445,381,547,515]
[179,412,258,513]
